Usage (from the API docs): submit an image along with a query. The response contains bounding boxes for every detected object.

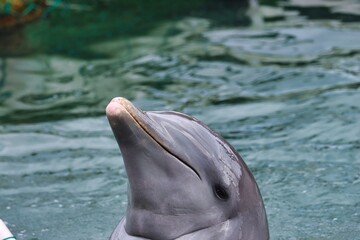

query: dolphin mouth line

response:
[122,105,202,180]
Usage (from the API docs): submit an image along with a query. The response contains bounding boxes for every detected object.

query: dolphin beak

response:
[106,97,145,127]
[106,97,201,180]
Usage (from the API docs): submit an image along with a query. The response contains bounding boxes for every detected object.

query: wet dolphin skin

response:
[106,97,269,240]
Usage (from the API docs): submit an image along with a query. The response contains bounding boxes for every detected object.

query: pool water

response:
[1,3,360,240]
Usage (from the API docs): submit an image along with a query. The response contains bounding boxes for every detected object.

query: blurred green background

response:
[1,0,259,57]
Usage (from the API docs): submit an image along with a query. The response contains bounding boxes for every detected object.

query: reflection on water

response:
[1,2,360,240]
[0,117,127,239]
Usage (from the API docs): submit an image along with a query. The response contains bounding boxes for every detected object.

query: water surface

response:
[1,2,360,240]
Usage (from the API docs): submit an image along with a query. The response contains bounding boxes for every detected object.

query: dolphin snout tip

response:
[106,97,128,119]
[109,97,128,105]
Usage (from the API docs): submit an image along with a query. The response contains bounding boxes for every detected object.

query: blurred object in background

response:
[0,0,47,56]
[0,0,47,30]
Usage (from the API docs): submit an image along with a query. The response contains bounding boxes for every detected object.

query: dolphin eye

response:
[214,184,229,201]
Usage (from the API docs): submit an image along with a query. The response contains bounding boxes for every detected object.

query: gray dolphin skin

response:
[106,97,269,240]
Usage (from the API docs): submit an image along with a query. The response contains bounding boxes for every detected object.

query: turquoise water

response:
[1,3,360,240]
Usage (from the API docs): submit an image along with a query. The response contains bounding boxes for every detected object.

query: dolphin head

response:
[106,97,268,240]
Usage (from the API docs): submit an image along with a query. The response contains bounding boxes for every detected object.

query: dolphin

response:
[106,97,269,240]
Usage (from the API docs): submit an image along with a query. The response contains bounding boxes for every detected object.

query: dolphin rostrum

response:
[106,97,269,240]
